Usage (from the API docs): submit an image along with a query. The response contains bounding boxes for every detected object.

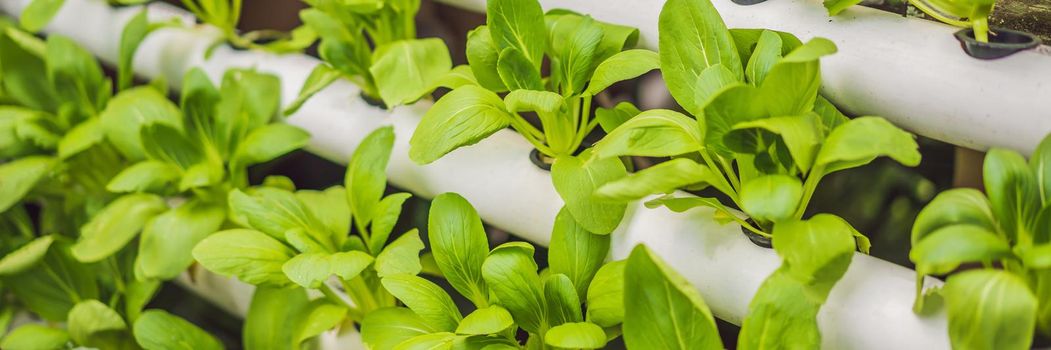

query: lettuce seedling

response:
[360,193,623,349]
[909,133,1051,349]
[284,0,454,111]
[824,0,995,42]
[408,0,654,234]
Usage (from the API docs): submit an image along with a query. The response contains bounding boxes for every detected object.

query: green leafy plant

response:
[181,0,318,54]
[360,193,623,349]
[407,0,652,234]
[910,133,1051,349]
[285,0,454,111]
[824,0,995,43]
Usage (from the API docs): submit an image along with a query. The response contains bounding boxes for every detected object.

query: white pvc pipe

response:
[440,0,1051,155]
[0,0,951,348]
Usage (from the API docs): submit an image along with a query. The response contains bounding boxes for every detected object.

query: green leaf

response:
[6,243,97,321]
[137,200,224,279]
[283,64,341,116]
[370,192,412,253]
[435,65,478,90]
[658,0,742,114]
[0,235,53,276]
[1031,133,1051,205]
[910,224,1014,277]
[282,251,373,288]
[772,214,856,297]
[465,26,507,92]
[824,0,863,15]
[745,30,783,86]
[549,207,609,297]
[812,96,849,132]
[623,245,722,350]
[943,270,1037,350]
[725,114,822,173]
[551,150,628,234]
[67,300,127,348]
[57,119,104,159]
[487,0,546,67]
[100,87,183,160]
[106,161,181,193]
[595,101,640,134]
[586,260,625,327]
[911,188,997,245]
[496,48,543,91]
[72,193,167,262]
[544,273,582,327]
[585,49,659,95]
[481,242,545,334]
[234,123,310,166]
[757,38,837,117]
[503,89,564,114]
[701,84,766,156]
[456,306,514,335]
[738,269,821,350]
[361,307,437,350]
[409,85,511,164]
[0,325,69,350]
[428,193,490,308]
[125,279,159,323]
[593,109,703,159]
[0,156,53,212]
[984,148,1040,244]
[140,123,202,169]
[375,230,424,277]
[545,322,607,349]
[295,187,351,246]
[371,38,452,106]
[192,229,295,287]
[0,29,57,110]
[740,175,803,223]
[381,273,463,332]
[394,332,458,350]
[118,9,149,91]
[46,35,107,112]
[133,310,223,350]
[814,116,921,174]
[20,0,65,32]
[228,188,320,242]
[596,158,719,201]
[244,287,345,349]
[551,15,603,96]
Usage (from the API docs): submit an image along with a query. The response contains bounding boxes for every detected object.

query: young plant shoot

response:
[408,0,655,234]
[910,133,1051,350]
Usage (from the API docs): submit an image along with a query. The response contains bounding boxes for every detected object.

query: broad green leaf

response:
[984,148,1040,244]
[551,15,603,96]
[72,193,167,262]
[177,161,221,193]
[911,188,997,244]
[118,9,149,91]
[596,158,719,201]
[658,0,742,114]
[1032,133,1051,205]
[381,273,463,332]
[824,0,863,15]
[0,325,69,350]
[549,208,609,297]
[283,64,340,116]
[943,270,1036,350]
[0,29,57,110]
[487,0,546,67]
[57,119,104,159]
[428,193,490,307]
[758,38,837,117]
[20,0,65,32]
[371,38,452,106]
[293,298,347,345]
[545,322,607,349]
[585,49,659,95]
[814,117,920,174]
[465,26,506,92]
[745,30,783,86]
[125,279,159,323]
[347,125,394,228]
[496,47,543,91]
[503,89,564,114]
[100,87,182,160]
[551,150,628,234]
[725,114,822,173]
[192,229,295,287]
[595,101,640,133]
[295,187,351,247]
[623,245,722,350]
[701,84,766,156]
[228,188,320,242]
[456,306,514,335]
[234,123,310,166]
[772,214,856,297]
[140,123,202,169]
[6,243,97,321]
[435,65,478,90]
[369,192,412,254]
[137,200,225,279]
[693,64,740,108]
[1022,244,1051,269]
[282,251,373,288]
[0,235,53,276]
[244,287,342,349]
[481,242,545,334]
[394,332,458,350]
[106,161,181,193]
[738,269,821,350]
[586,260,625,327]
[361,307,437,350]
[409,85,511,164]
[544,273,582,327]
[133,310,223,350]
[0,156,53,212]
[67,300,127,348]
[910,224,1013,277]
[375,230,424,277]
[593,109,703,159]
[46,34,107,112]
[740,175,803,223]
[1032,270,1051,336]
[812,96,849,132]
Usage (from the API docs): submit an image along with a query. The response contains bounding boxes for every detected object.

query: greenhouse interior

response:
[0,0,1050,349]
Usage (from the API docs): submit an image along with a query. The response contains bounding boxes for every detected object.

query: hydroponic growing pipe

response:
[0,0,995,348]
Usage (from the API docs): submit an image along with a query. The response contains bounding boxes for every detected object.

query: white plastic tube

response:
[0,0,951,348]
[438,0,1051,155]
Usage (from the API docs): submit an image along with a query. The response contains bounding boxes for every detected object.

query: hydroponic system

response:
[0,0,1048,349]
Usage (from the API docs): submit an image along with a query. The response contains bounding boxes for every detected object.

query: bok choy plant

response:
[910,133,1051,350]
[824,0,995,43]
[361,193,624,350]
[191,126,418,346]
[408,0,653,234]
[586,0,921,346]
[284,0,454,112]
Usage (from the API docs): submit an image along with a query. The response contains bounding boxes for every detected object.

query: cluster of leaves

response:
[910,133,1051,349]
[286,0,455,112]
[823,0,995,42]
[180,0,317,54]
